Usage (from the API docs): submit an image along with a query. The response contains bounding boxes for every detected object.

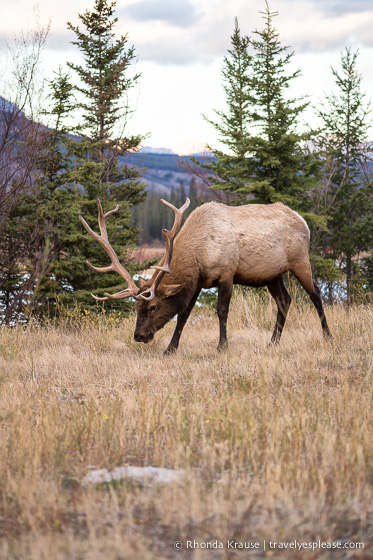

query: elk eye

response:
[149,304,157,313]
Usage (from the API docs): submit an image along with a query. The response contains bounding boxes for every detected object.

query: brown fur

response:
[134,202,331,352]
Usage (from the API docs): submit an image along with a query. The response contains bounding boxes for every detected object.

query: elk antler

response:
[79,199,140,301]
[138,197,190,301]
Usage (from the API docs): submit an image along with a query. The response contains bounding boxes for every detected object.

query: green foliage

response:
[0,69,78,324]
[0,0,147,323]
[196,288,218,310]
[191,18,254,201]
[312,48,373,303]
[67,0,139,144]
[193,4,321,219]
[359,251,373,299]
[58,0,147,308]
[192,6,372,303]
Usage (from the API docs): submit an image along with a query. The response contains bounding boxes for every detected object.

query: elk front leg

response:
[164,289,201,355]
[217,278,233,351]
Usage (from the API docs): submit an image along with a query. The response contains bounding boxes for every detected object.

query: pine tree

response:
[67,0,140,148]
[7,0,149,319]
[194,3,322,222]
[64,0,147,305]
[247,4,320,213]
[192,18,254,200]
[0,69,81,323]
[0,35,73,324]
[314,48,373,303]
[188,177,199,212]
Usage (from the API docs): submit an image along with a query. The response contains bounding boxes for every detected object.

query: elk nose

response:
[134,332,143,342]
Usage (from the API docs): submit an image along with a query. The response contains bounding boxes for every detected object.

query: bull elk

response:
[79,198,331,353]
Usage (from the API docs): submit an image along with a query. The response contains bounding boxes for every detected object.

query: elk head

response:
[79,197,190,343]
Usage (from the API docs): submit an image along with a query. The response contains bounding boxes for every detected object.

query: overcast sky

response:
[1,0,373,153]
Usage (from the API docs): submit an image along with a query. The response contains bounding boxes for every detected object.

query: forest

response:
[0,0,372,325]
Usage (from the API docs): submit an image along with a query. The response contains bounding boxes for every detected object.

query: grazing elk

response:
[79,198,331,354]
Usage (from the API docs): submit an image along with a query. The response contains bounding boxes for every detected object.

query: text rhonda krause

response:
[186,541,259,549]
[185,540,364,550]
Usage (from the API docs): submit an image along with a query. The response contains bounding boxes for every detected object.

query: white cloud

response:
[2,0,373,63]
[294,0,373,16]
[122,0,199,28]
[278,1,373,52]
[1,0,372,149]
[118,0,373,65]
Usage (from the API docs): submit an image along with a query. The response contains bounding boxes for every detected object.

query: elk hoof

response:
[217,342,228,352]
[269,337,280,346]
[164,346,177,356]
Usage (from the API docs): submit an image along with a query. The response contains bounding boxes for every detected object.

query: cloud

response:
[300,0,373,16]
[278,1,373,52]
[121,0,248,65]
[137,39,208,66]
[133,16,234,66]
[122,0,373,66]
[1,0,373,68]
[123,0,198,28]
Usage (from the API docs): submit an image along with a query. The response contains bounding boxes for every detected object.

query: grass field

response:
[0,290,371,559]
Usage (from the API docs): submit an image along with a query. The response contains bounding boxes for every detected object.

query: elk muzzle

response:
[134,330,154,344]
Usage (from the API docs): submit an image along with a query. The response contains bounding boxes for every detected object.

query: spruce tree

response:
[195,3,321,221]
[0,69,82,323]
[247,4,320,213]
[192,18,254,200]
[64,0,147,305]
[314,48,373,303]
[188,177,199,213]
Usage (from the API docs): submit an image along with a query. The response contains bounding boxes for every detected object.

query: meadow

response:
[0,289,371,559]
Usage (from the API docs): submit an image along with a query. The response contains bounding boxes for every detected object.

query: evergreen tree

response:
[64,0,147,305]
[0,36,73,324]
[0,3,147,321]
[67,0,140,149]
[188,177,199,212]
[314,48,373,303]
[194,3,321,223]
[0,69,81,323]
[193,18,254,199]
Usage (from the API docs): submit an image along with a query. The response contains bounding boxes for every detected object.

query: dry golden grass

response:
[0,290,372,559]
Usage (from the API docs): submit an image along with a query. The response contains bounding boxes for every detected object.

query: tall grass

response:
[0,289,371,559]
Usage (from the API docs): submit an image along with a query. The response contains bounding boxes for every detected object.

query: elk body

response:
[80,199,331,354]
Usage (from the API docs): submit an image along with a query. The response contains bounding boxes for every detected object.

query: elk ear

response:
[158,283,185,298]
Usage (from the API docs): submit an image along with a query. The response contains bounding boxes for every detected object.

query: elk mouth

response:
[134,332,154,344]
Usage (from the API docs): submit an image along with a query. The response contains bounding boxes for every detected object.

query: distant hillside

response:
[0,96,210,198]
[122,151,209,195]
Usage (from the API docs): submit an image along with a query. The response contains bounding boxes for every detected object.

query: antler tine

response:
[159,197,190,270]
[102,289,135,300]
[142,197,190,300]
[91,288,134,302]
[79,199,140,300]
[97,199,119,237]
[160,198,190,238]
[137,286,156,301]
[91,294,109,301]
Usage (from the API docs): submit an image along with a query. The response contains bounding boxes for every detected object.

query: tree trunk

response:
[346,252,353,305]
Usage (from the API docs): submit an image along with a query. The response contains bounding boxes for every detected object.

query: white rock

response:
[82,466,185,486]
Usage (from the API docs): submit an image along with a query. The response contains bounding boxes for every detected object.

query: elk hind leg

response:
[267,276,291,344]
[291,264,331,338]
[217,278,233,351]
